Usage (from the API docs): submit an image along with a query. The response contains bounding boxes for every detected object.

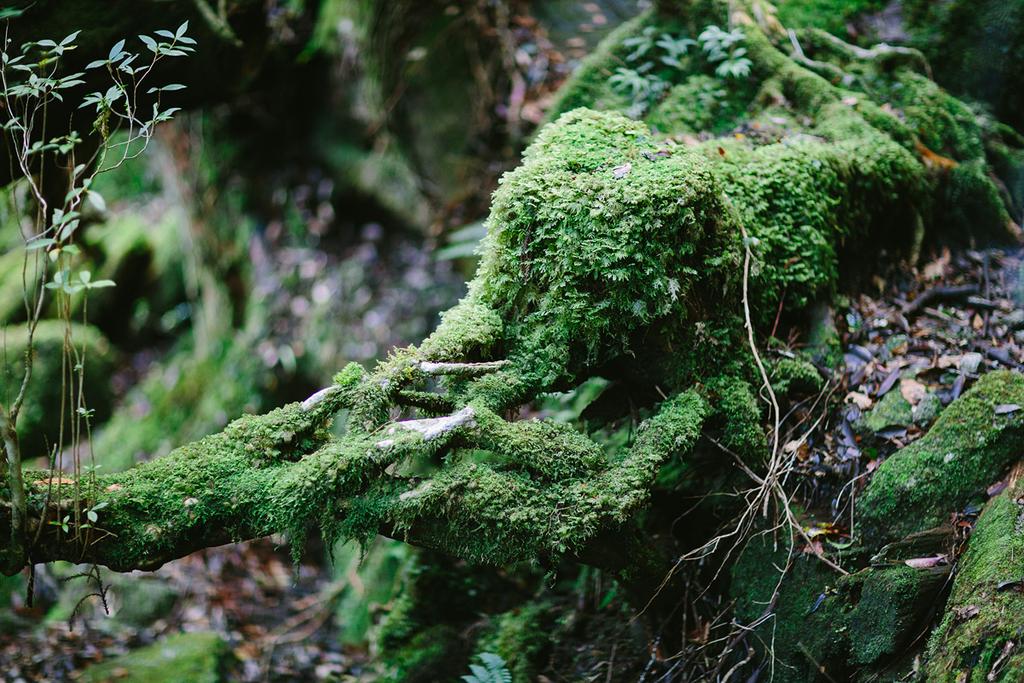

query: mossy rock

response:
[859,371,1024,547]
[857,383,941,434]
[0,321,118,460]
[926,482,1024,681]
[731,534,950,681]
[81,631,228,683]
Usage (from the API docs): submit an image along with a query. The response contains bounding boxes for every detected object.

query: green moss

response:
[477,601,553,682]
[773,0,886,36]
[769,357,823,397]
[0,321,118,459]
[705,375,765,457]
[475,107,737,386]
[731,534,949,680]
[81,631,228,683]
[925,483,1024,681]
[646,74,751,134]
[860,389,914,432]
[848,564,946,665]
[730,534,849,681]
[859,371,1024,546]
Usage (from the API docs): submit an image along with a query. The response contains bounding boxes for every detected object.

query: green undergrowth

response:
[91,334,276,472]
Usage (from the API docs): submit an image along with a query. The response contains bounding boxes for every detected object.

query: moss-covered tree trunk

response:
[4,0,1024,679]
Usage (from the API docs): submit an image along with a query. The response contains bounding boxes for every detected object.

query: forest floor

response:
[3,242,1024,682]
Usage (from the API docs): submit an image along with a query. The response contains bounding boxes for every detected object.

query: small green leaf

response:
[86,190,106,213]
[109,38,125,60]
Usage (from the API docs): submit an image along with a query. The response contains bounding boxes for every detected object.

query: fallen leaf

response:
[922,248,951,281]
[904,554,947,569]
[842,96,858,106]
[612,162,631,179]
[105,483,123,492]
[915,139,958,170]
[846,391,873,410]
[937,354,962,369]
[988,481,1008,497]
[995,404,1021,415]
[877,367,901,396]
[900,378,928,405]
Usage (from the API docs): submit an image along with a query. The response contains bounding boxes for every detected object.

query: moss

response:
[705,375,765,457]
[902,0,1024,131]
[81,631,228,683]
[859,371,1024,546]
[477,601,553,682]
[0,321,118,460]
[731,534,949,680]
[730,533,850,681]
[769,357,823,397]
[848,564,947,665]
[646,74,751,134]
[926,482,1024,681]
[859,389,914,432]
[417,298,503,361]
[475,107,738,386]
[773,0,886,36]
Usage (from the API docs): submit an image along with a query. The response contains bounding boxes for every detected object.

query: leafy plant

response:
[610,23,750,118]
[461,652,512,683]
[698,25,752,79]
[0,16,195,574]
